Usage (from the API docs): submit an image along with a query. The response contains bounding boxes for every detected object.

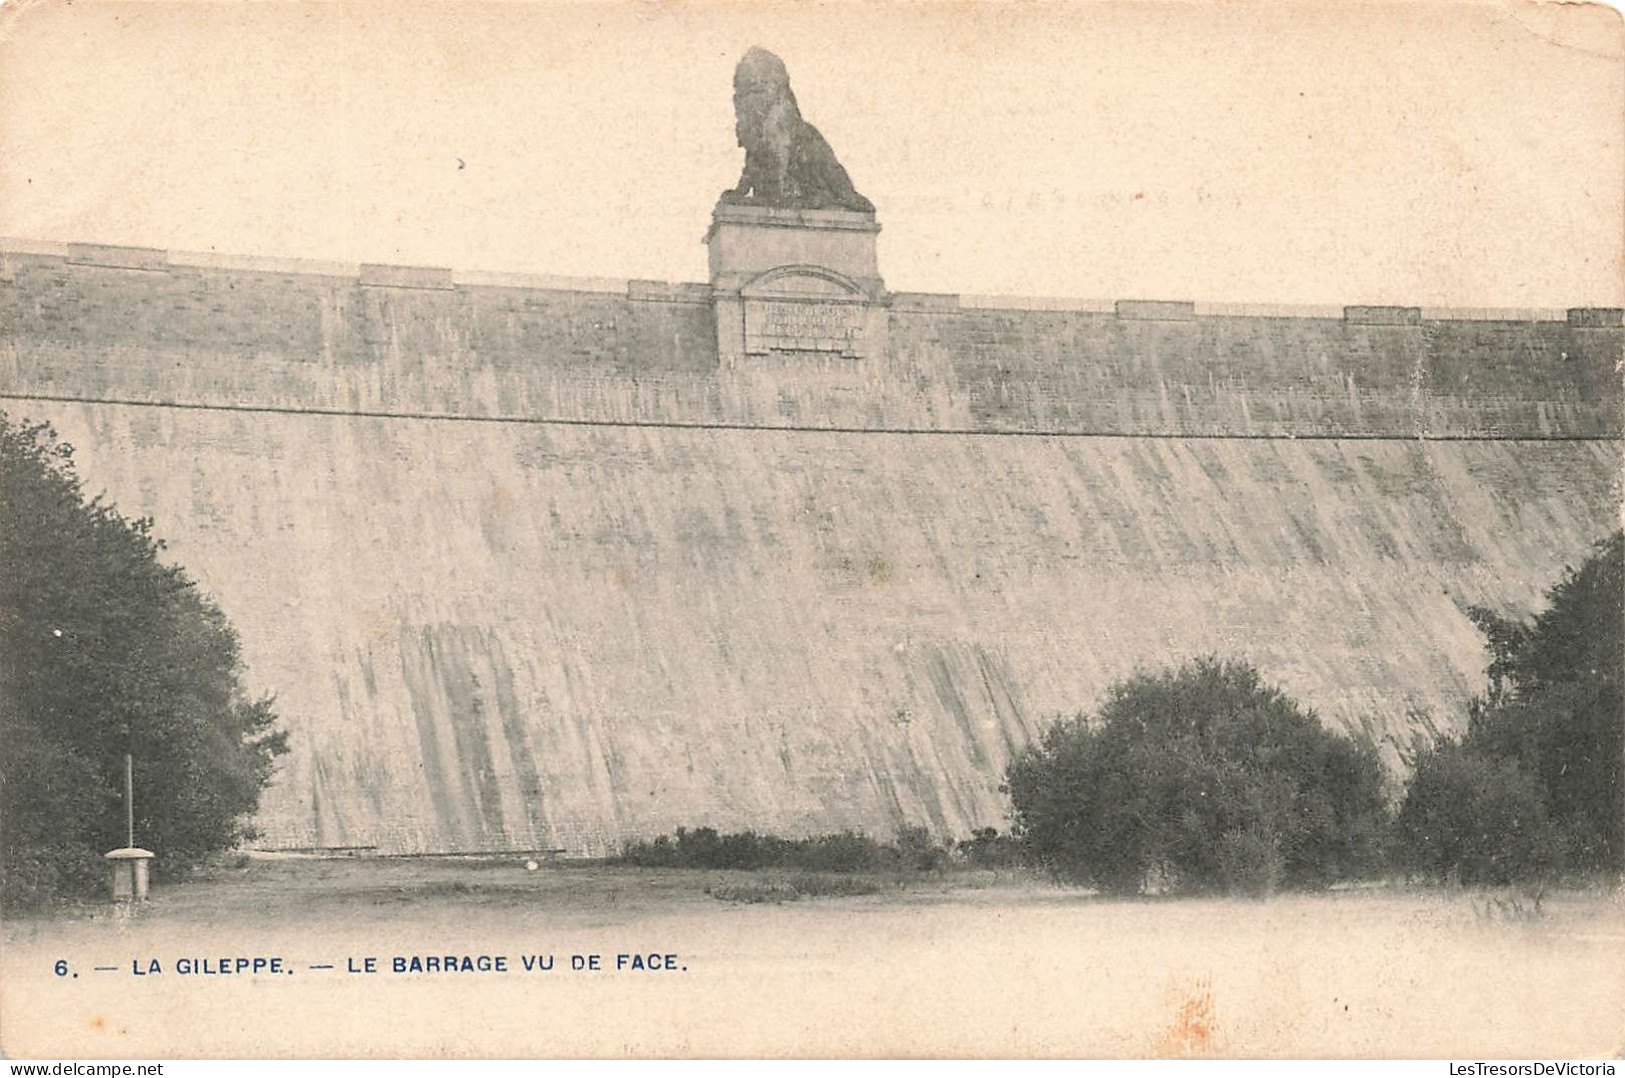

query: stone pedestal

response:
[105,847,154,902]
[706,204,886,366]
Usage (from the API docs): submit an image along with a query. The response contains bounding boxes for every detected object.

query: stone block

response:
[706,204,883,296]
[1568,307,1624,328]
[1116,299,1195,321]
[1344,306,1422,325]
[359,264,455,290]
[67,244,168,272]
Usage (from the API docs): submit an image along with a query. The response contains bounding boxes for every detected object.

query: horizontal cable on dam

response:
[0,391,1617,443]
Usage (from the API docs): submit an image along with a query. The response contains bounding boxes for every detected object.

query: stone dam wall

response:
[3,240,1621,854]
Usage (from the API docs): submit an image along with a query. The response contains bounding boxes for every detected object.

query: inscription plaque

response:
[744,297,867,357]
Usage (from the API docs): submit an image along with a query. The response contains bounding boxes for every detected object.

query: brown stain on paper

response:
[1152,978,1218,1058]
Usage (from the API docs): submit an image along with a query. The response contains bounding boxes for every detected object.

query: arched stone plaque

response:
[741,266,869,357]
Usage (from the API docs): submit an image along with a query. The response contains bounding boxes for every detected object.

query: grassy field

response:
[3,855,1621,1058]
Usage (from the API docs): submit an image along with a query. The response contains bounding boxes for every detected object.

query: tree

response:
[1004,657,1388,896]
[0,415,287,906]
[1400,532,1623,880]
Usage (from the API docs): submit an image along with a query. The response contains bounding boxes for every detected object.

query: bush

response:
[1397,743,1567,886]
[797,831,890,873]
[956,827,1026,869]
[1005,657,1389,895]
[706,874,884,904]
[706,880,795,904]
[621,827,787,870]
[620,826,942,874]
[0,844,106,910]
[891,825,947,872]
[0,417,287,906]
[1399,531,1622,883]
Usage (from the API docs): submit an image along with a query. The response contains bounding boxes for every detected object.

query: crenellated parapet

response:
[4,237,1619,442]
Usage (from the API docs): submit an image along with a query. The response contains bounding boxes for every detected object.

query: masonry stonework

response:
[2,234,1620,854]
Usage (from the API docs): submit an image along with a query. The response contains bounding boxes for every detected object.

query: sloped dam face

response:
[4,248,1621,853]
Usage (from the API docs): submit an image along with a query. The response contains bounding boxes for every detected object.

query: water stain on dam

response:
[398,625,547,851]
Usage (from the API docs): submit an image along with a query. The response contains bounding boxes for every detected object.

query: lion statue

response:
[719,47,875,214]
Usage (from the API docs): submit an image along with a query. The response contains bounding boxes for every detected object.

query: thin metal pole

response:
[124,752,134,849]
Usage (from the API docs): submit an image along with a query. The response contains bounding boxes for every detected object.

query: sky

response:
[1,0,1621,307]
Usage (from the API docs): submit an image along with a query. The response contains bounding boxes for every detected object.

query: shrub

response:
[956,827,1026,869]
[797,831,889,873]
[1396,743,1566,886]
[0,843,106,910]
[785,873,884,899]
[706,874,884,904]
[1005,657,1389,895]
[1399,531,1622,884]
[620,826,941,874]
[892,825,947,872]
[706,880,795,904]
[621,827,786,870]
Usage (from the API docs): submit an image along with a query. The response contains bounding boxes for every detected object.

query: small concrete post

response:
[105,847,155,902]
